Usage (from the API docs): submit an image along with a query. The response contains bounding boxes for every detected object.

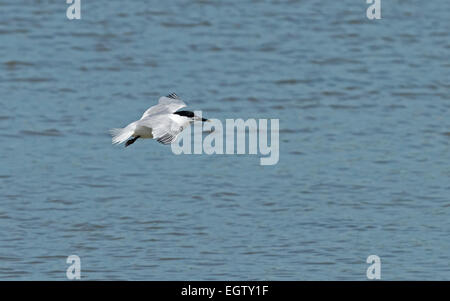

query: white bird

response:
[110,93,209,147]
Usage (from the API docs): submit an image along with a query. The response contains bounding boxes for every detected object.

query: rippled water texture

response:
[0,0,449,280]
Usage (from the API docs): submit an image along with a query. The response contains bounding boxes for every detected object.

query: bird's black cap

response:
[174,110,195,118]
[174,110,209,122]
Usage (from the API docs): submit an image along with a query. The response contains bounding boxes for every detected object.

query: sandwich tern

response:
[110,93,209,147]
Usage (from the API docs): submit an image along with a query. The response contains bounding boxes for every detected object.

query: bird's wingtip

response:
[166,92,179,99]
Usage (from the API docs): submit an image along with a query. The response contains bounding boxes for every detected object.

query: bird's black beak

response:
[194,116,210,122]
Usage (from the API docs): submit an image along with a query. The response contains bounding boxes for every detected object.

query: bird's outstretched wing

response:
[140,93,187,119]
[137,114,185,145]
[155,132,179,145]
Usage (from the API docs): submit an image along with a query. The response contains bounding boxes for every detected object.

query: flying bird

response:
[110,93,209,147]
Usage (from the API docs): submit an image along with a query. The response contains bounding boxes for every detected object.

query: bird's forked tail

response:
[109,124,134,145]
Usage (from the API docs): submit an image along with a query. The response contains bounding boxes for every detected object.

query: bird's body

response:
[110,93,208,147]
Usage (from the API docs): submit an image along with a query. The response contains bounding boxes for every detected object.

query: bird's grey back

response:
[140,93,187,119]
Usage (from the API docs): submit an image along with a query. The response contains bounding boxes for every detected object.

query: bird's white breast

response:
[134,125,154,138]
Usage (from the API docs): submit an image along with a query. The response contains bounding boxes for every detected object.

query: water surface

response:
[0,0,449,280]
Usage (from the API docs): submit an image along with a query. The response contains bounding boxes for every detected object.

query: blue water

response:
[0,0,449,280]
